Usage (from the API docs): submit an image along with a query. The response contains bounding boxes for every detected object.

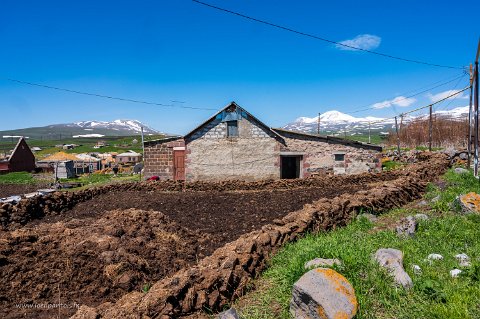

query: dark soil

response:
[43,185,366,253]
[0,174,400,319]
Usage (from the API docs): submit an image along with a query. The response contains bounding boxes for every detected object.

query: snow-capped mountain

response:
[284,106,469,135]
[71,119,158,134]
[0,119,162,140]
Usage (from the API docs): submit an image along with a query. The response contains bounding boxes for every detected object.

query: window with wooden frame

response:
[227,120,238,137]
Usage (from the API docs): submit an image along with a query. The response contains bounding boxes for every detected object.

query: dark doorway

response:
[281,156,301,179]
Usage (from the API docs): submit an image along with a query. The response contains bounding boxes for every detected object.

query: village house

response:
[115,150,142,164]
[0,137,36,174]
[143,102,382,181]
[37,152,102,174]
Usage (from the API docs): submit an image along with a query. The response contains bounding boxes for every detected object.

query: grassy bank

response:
[0,172,36,184]
[237,169,480,319]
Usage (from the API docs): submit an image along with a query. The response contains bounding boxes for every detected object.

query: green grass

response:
[238,169,480,319]
[382,160,404,171]
[59,173,140,191]
[427,169,480,213]
[0,172,35,184]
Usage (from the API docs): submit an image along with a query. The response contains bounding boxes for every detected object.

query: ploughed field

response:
[1,172,403,319]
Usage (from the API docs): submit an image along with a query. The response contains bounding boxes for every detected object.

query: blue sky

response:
[0,0,477,134]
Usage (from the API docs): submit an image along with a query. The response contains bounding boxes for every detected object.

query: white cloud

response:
[427,90,469,102]
[336,34,381,51]
[372,96,416,109]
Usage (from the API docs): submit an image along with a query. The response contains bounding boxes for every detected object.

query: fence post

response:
[468,64,473,168]
[429,105,433,151]
[475,59,479,177]
[395,116,401,156]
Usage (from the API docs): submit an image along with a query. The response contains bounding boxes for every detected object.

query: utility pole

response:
[368,122,371,144]
[474,38,480,177]
[317,113,321,135]
[468,64,473,168]
[140,126,145,180]
[395,116,401,156]
[429,105,433,151]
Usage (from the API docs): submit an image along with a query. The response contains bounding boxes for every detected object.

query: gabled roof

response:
[272,127,383,151]
[9,137,29,160]
[183,101,285,143]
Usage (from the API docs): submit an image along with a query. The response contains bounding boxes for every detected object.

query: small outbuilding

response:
[0,137,36,174]
[144,102,382,181]
[116,150,142,164]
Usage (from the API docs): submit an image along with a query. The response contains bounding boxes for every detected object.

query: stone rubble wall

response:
[71,154,450,319]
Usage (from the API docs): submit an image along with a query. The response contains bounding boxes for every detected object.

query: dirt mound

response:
[0,209,209,319]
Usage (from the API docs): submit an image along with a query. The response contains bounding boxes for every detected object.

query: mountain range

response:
[283,106,469,135]
[1,106,470,141]
[1,120,161,140]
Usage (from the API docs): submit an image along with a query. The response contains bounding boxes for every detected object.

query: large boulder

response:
[290,268,357,319]
[456,192,480,213]
[374,248,413,289]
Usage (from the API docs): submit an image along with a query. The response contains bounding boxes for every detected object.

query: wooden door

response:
[174,150,185,181]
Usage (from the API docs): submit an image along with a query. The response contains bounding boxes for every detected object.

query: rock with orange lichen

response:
[290,268,357,319]
[457,192,480,214]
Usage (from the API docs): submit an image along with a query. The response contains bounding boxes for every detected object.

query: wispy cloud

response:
[336,34,381,51]
[427,89,468,102]
[372,96,416,109]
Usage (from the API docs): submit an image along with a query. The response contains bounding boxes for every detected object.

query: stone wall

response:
[143,139,185,179]
[279,133,382,177]
[185,116,280,181]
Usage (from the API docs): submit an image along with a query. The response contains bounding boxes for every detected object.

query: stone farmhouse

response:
[144,102,382,181]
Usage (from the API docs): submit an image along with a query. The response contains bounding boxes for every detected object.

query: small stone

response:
[431,195,440,203]
[450,269,462,278]
[414,214,429,221]
[417,200,428,207]
[396,216,417,237]
[216,308,239,319]
[356,213,377,223]
[412,264,422,275]
[305,258,342,269]
[454,167,469,174]
[374,248,413,289]
[459,153,469,160]
[290,268,357,319]
[455,253,471,267]
[427,253,443,261]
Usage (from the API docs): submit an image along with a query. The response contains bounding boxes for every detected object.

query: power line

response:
[192,0,465,70]
[433,75,468,112]
[3,78,217,111]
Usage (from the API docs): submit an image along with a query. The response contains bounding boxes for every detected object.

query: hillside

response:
[0,119,161,140]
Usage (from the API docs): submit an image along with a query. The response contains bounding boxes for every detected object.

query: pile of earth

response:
[0,209,209,319]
